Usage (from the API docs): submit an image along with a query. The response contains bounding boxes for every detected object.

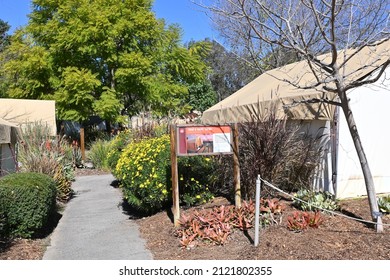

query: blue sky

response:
[0,0,216,43]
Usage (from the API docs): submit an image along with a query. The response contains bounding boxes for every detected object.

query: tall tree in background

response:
[0,0,208,123]
[0,19,10,53]
[205,39,260,101]
[199,0,389,231]
[0,19,11,97]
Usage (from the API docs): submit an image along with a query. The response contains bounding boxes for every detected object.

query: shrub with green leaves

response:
[292,189,339,212]
[115,134,216,214]
[178,156,215,207]
[88,139,111,170]
[107,129,133,173]
[0,172,57,238]
[116,135,171,214]
[378,195,390,214]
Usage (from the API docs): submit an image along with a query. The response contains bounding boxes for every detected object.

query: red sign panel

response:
[177,125,232,156]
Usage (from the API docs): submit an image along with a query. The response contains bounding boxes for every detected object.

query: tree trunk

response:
[339,91,383,233]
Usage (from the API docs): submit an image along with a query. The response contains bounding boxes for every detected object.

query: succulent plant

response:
[378,195,390,214]
[293,189,339,212]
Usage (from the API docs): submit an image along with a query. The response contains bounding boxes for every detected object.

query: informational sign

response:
[177,125,232,156]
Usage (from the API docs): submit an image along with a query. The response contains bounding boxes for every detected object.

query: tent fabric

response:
[0,99,56,136]
[0,118,20,144]
[202,40,390,124]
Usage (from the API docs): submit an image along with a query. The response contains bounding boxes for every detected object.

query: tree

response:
[0,19,10,53]
[0,0,208,123]
[204,39,260,101]
[199,0,389,231]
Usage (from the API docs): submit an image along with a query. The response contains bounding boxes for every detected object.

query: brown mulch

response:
[137,197,390,260]
[1,169,389,260]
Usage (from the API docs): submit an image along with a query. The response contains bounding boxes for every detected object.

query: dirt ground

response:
[137,197,390,260]
[1,170,389,260]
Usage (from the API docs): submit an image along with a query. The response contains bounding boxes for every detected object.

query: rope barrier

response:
[259,177,390,227]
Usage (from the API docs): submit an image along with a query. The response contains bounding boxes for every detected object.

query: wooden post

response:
[232,123,241,208]
[170,124,180,226]
[80,127,86,163]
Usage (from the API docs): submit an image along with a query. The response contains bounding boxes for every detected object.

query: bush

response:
[107,130,133,173]
[178,156,215,207]
[116,135,171,214]
[378,195,390,214]
[214,104,321,200]
[292,189,339,212]
[88,139,111,170]
[0,172,57,238]
[18,122,73,202]
[115,134,216,214]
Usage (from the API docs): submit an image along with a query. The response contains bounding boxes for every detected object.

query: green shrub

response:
[107,130,133,173]
[178,156,215,207]
[0,172,57,238]
[88,139,111,170]
[115,134,216,214]
[116,135,171,214]
[378,195,390,214]
[292,189,339,212]
[0,206,6,241]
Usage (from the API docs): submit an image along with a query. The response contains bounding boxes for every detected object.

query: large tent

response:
[0,118,21,176]
[0,98,56,176]
[202,41,390,199]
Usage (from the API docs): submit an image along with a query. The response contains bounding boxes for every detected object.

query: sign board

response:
[177,125,232,156]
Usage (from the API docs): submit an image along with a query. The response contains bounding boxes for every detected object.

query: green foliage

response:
[115,134,217,214]
[54,67,102,122]
[107,130,134,173]
[179,156,215,207]
[18,122,73,202]
[0,19,10,52]
[1,0,209,121]
[0,172,57,238]
[293,189,339,212]
[88,139,111,170]
[187,81,218,112]
[116,135,171,214]
[378,195,390,214]
[287,211,324,232]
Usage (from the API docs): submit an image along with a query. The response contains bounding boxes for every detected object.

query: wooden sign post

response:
[80,127,86,163]
[170,124,180,226]
[170,124,240,226]
[232,123,241,208]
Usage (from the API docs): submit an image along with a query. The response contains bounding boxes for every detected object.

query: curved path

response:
[43,174,152,260]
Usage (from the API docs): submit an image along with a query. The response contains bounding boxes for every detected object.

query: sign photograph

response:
[177,125,232,156]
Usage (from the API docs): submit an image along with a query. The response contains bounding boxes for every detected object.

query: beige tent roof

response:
[0,99,56,136]
[202,40,390,124]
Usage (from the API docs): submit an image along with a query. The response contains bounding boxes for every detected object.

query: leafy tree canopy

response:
[0,0,209,123]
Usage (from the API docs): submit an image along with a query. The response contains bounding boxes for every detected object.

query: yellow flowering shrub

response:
[116,134,216,214]
[116,135,171,214]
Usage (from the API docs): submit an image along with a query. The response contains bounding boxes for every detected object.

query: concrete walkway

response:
[43,174,153,260]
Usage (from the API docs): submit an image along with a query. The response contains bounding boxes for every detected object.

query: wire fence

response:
[259,177,390,227]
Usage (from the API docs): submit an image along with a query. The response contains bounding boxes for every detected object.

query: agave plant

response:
[293,189,339,212]
[378,195,390,214]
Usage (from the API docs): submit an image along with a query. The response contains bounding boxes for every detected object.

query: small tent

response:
[0,118,21,176]
[202,41,390,199]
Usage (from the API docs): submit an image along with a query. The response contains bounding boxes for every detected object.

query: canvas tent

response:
[0,98,56,176]
[202,41,390,199]
[0,98,56,136]
[0,118,21,176]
